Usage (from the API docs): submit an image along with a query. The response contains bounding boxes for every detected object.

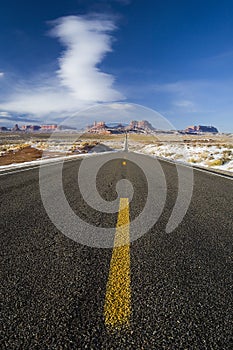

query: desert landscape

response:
[0,131,232,174]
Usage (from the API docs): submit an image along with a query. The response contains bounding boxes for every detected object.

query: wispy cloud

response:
[151,80,208,112]
[107,102,133,110]
[146,79,233,131]
[0,111,8,117]
[0,72,4,77]
[0,113,39,123]
[0,15,124,122]
[173,99,196,111]
[50,15,123,102]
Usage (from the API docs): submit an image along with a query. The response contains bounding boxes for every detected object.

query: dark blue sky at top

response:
[0,0,233,131]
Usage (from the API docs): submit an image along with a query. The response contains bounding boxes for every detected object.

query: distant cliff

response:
[126,120,155,132]
[87,120,156,134]
[184,125,219,133]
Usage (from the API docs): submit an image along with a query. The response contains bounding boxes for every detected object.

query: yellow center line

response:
[104,198,131,330]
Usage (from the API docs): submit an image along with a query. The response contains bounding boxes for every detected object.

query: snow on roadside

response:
[139,143,233,173]
[1,138,232,174]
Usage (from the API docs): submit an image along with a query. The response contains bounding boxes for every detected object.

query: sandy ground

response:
[0,146,43,166]
[0,136,114,166]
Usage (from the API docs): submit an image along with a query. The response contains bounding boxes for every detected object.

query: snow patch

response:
[139,144,233,173]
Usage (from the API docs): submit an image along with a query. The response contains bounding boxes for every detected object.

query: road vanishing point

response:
[1,152,232,349]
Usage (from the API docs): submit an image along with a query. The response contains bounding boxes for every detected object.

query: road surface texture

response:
[1,153,232,349]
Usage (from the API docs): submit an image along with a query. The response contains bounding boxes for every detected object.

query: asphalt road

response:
[1,153,232,349]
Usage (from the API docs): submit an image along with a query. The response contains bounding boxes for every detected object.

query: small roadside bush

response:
[206,159,223,166]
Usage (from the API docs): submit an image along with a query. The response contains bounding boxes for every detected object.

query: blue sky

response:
[0,0,233,131]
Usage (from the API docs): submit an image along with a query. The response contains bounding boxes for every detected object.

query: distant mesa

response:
[126,120,155,132]
[184,125,219,134]
[86,120,156,134]
[40,124,58,130]
[86,121,219,135]
[86,121,111,134]
[12,124,20,132]
[0,123,76,132]
[22,124,59,131]
[0,123,59,132]
[0,126,8,131]
[21,125,41,131]
[0,121,219,135]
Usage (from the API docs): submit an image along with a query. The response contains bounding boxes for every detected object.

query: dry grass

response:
[188,157,202,164]
[1,131,232,145]
[206,159,223,166]
[128,134,160,143]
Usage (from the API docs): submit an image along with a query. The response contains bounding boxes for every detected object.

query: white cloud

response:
[0,15,124,121]
[108,103,134,110]
[152,80,207,113]
[173,99,196,111]
[174,100,194,107]
[50,15,123,102]
[0,111,8,116]
[0,72,4,77]
[0,88,83,115]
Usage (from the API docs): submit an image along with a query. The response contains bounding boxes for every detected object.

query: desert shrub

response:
[81,142,89,147]
[199,152,209,160]
[206,159,223,166]
[173,154,183,159]
[187,157,201,163]
[222,150,232,157]
[163,152,175,157]
[214,143,222,148]
[222,144,233,149]
[221,150,232,164]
